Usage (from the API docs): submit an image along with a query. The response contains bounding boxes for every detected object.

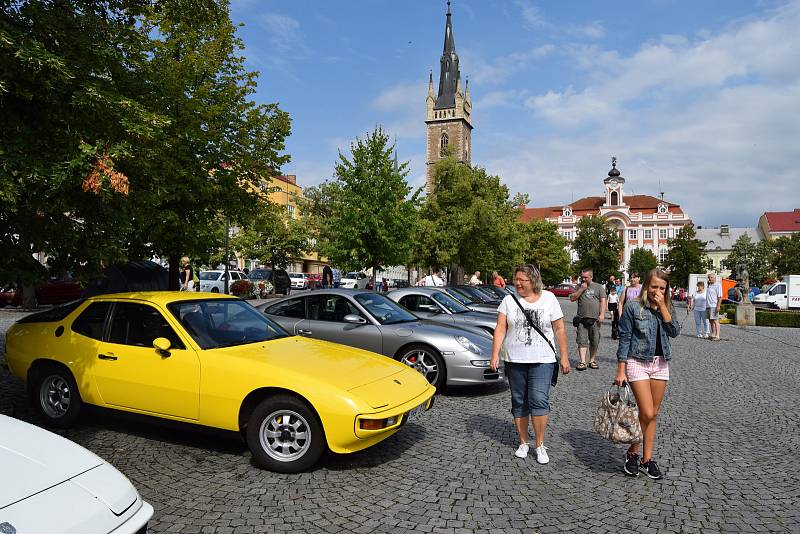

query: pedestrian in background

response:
[179,257,194,291]
[614,268,681,480]
[332,267,341,288]
[608,281,620,339]
[617,272,642,315]
[322,264,333,289]
[705,272,722,341]
[490,264,570,462]
[569,268,607,370]
[492,271,506,289]
[422,268,444,287]
[469,271,482,285]
[688,280,709,338]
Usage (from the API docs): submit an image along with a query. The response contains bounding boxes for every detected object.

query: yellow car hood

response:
[229,336,419,393]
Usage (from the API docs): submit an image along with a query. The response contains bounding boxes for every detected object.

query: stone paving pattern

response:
[2,299,799,533]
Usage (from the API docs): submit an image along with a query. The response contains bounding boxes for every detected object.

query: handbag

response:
[572,316,580,328]
[593,383,643,444]
[509,294,560,387]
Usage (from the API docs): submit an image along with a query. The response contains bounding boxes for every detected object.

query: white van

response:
[752,275,800,310]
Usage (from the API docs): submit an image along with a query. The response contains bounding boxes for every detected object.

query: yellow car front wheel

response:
[246,395,325,473]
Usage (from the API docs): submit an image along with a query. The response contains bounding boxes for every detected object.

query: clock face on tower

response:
[609,179,618,189]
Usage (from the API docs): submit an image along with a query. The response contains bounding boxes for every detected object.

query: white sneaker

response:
[696,334,704,338]
[535,444,550,464]
[514,443,529,458]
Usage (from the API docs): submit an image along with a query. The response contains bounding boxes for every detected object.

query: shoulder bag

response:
[509,293,560,387]
[593,383,643,444]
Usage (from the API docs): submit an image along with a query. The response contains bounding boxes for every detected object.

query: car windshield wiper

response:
[215,335,288,348]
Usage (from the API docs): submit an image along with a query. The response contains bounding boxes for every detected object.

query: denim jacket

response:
[616,299,681,362]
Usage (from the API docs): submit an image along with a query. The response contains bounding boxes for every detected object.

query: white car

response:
[0,414,153,533]
[198,269,247,293]
[341,272,369,289]
[288,272,306,289]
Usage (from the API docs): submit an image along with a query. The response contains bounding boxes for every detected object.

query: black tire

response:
[397,344,446,390]
[30,364,82,428]
[246,395,325,473]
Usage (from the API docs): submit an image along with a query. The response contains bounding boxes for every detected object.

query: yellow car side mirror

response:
[153,337,172,357]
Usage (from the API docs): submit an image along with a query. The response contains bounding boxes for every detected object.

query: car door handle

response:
[98,354,118,361]
[297,329,312,336]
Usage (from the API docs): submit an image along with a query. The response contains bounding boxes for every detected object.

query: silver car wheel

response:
[400,349,439,385]
[259,409,312,463]
[39,374,71,418]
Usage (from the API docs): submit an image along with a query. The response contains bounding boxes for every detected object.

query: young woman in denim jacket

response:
[614,269,681,479]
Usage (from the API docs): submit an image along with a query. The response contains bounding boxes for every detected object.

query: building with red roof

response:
[520,158,692,276]
[758,209,800,239]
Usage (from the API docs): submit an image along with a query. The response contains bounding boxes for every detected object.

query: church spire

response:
[435,0,460,110]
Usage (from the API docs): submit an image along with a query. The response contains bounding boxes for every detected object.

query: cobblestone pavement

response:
[2,300,799,533]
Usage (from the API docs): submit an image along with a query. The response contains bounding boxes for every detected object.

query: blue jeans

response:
[506,361,554,418]
[694,309,709,336]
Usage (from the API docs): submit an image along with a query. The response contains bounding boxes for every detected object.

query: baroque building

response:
[425,1,472,193]
[521,158,693,277]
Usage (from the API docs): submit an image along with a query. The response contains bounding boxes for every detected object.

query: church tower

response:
[425,1,473,193]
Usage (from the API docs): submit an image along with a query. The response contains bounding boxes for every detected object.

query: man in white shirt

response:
[705,272,723,341]
[422,268,445,287]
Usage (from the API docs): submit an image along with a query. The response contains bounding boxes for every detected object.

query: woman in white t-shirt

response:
[688,281,709,338]
[490,264,571,463]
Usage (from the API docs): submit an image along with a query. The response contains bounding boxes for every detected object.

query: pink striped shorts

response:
[626,355,669,382]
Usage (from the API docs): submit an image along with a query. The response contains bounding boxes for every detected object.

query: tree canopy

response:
[664,225,707,288]
[628,248,659,279]
[769,234,800,278]
[722,234,772,286]
[571,215,624,282]
[415,157,523,284]
[519,219,571,286]
[316,127,419,276]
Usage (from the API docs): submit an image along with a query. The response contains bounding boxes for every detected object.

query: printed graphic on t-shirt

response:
[511,306,546,347]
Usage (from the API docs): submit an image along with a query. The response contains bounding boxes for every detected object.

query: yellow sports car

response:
[4,292,434,473]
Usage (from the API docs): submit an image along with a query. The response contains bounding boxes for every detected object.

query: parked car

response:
[0,414,153,533]
[474,284,513,301]
[288,272,307,289]
[549,283,577,298]
[438,287,499,314]
[341,272,370,289]
[5,293,434,473]
[259,289,503,390]
[387,287,498,335]
[198,269,247,293]
[304,273,322,289]
[453,285,502,305]
[0,275,83,308]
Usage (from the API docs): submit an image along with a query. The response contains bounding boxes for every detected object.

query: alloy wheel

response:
[258,409,312,463]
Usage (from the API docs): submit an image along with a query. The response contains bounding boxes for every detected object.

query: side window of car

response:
[399,295,420,311]
[109,303,185,349]
[71,302,112,340]
[308,295,362,322]
[266,298,305,319]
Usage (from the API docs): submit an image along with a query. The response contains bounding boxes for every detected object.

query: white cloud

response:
[371,82,426,112]
[514,0,546,29]
[461,44,555,86]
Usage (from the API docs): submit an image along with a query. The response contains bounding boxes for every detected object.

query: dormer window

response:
[657,203,668,214]
[562,207,573,217]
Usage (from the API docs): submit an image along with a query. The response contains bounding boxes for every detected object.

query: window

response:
[659,249,668,264]
[18,299,86,324]
[307,294,364,322]
[109,303,184,349]
[628,229,637,240]
[563,231,573,241]
[71,302,111,340]
[644,229,652,240]
[399,295,441,314]
[266,297,305,319]
[610,191,619,205]
[659,228,668,240]
[439,132,449,157]
[287,204,295,218]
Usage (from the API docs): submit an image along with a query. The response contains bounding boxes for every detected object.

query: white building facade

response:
[521,159,692,277]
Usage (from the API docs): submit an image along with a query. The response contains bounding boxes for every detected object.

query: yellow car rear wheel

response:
[30,364,83,428]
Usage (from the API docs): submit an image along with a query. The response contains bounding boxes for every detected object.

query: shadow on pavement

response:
[442,381,507,398]
[323,424,428,471]
[563,429,623,474]
[465,414,518,448]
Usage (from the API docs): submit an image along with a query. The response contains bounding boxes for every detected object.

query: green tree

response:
[519,220,571,286]
[770,234,800,277]
[319,127,419,277]
[232,204,308,269]
[414,157,524,285]
[663,225,707,288]
[628,248,658,278]
[571,215,623,282]
[722,234,772,286]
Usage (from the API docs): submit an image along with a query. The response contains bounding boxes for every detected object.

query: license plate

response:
[406,401,427,422]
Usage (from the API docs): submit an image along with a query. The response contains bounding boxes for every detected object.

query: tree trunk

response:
[168,254,180,291]
[21,284,38,309]
[449,263,464,286]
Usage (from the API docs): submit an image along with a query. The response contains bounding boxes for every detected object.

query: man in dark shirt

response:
[569,268,607,370]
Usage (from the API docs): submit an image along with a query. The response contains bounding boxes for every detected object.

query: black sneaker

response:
[639,459,664,480]
[623,452,639,477]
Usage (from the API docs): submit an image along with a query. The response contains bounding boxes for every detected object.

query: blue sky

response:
[231,0,800,228]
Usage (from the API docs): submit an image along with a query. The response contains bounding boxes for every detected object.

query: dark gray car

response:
[257,289,503,390]
[439,287,499,314]
[387,287,499,335]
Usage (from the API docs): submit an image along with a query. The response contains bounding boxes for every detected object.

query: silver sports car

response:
[439,287,499,314]
[257,289,504,389]
[387,287,499,335]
